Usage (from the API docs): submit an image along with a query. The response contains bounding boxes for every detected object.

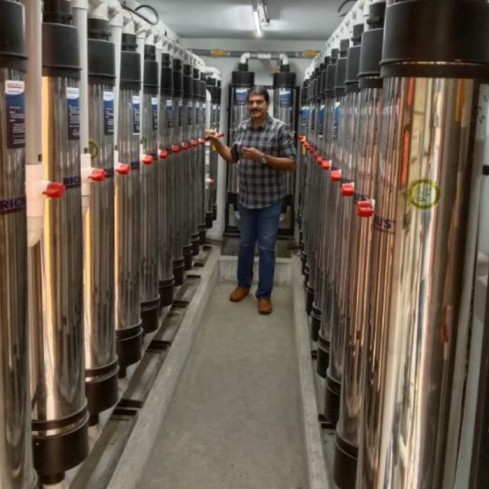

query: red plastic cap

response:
[191,140,199,147]
[181,142,190,150]
[43,182,65,198]
[117,163,131,175]
[341,183,354,197]
[159,149,169,159]
[142,154,154,165]
[322,159,332,170]
[198,138,205,145]
[89,169,106,182]
[330,170,341,182]
[209,178,215,184]
[171,145,180,154]
[357,201,375,217]
[316,156,323,165]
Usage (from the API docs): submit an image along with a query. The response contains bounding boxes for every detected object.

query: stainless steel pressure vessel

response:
[114,32,142,377]
[84,16,119,423]
[140,44,160,333]
[30,1,88,482]
[158,53,175,306]
[0,1,37,487]
[357,1,489,487]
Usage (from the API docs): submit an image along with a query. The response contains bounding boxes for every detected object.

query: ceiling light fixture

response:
[253,8,263,37]
[257,0,270,26]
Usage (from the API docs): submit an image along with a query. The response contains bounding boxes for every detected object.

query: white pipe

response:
[279,53,289,66]
[21,0,48,247]
[240,52,251,64]
[88,0,108,20]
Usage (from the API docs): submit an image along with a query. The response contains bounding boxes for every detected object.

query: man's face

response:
[248,93,269,121]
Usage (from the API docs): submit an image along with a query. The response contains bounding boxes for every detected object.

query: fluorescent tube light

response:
[253,8,263,37]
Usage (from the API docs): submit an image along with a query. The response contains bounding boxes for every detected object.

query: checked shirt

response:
[230,115,296,209]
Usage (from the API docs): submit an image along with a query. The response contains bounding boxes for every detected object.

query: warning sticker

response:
[5,80,25,149]
[407,179,441,210]
[132,95,140,135]
[66,87,80,141]
[103,91,114,136]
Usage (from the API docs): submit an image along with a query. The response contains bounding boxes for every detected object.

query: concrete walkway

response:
[140,284,308,489]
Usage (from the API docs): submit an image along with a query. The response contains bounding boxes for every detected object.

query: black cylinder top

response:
[367,1,386,29]
[122,33,137,52]
[0,0,27,71]
[323,56,331,67]
[238,62,249,72]
[339,40,349,57]
[352,24,364,46]
[325,63,337,94]
[331,48,339,63]
[88,37,115,82]
[335,57,347,95]
[193,68,200,79]
[232,70,254,87]
[43,0,72,24]
[183,63,193,98]
[183,63,192,76]
[273,71,296,88]
[280,62,290,73]
[206,76,216,87]
[144,44,156,61]
[144,55,158,90]
[346,45,361,87]
[160,57,173,96]
[217,80,221,88]
[381,0,489,79]
[173,59,183,97]
[161,53,171,67]
[88,17,111,41]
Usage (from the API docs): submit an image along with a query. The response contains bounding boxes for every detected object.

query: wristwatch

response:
[260,153,268,165]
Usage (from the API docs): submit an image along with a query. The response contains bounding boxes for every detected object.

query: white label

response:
[5,80,24,96]
[66,87,80,100]
[166,100,173,109]
[103,91,114,102]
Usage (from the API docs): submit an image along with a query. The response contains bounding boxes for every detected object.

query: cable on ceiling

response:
[120,2,159,25]
[337,0,355,17]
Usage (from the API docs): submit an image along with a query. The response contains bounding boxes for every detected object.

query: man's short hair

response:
[248,86,270,104]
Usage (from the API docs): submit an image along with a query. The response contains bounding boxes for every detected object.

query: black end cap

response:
[359,28,384,81]
[160,65,174,95]
[43,0,72,24]
[43,22,80,78]
[335,57,347,92]
[85,362,119,416]
[159,278,175,308]
[144,58,158,90]
[333,434,359,489]
[121,33,137,52]
[141,297,160,334]
[0,0,27,71]
[316,333,330,378]
[88,17,111,41]
[120,50,141,89]
[173,258,185,286]
[324,374,341,424]
[88,38,115,82]
[273,71,296,88]
[232,70,255,87]
[116,323,143,371]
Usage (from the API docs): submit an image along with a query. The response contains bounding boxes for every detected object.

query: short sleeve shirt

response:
[231,115,296,209]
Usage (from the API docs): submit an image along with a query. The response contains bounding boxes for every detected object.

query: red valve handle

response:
[117,163,131,175]
[181,142,190,150]
[198,138,205,145]
[43,182,65,198]
[322,159,332,170]
[357,201,375,217]
[89,169,106,182]
[171,145,181,154]
[209,177,215,184]
[142,154,154,165]
[316,156,323,165]
[191,139,199,147]
[159,149,169,159]
[330,170,342,182]
[341,183,354,197]
[312,151,319,158]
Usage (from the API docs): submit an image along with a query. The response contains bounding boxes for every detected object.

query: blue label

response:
[103,91,114,136]
[166,99,174,129]
[279,89,292,108]
[5,80,25,149]
[67,87,80,141]
[131,160,140,170]
[235,88,248,106]
[333,101,341,141]
[0,195,26,214]
[318,105,325,134]
[152,97,158,131]
[132,95,140,135]
[63,175,81,188]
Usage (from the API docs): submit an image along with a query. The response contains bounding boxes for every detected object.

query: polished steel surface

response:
[337,86,382,449]
[0,70,37,489]
[30,76,86,427]
[181,96,192,246]
[84,83,117,374]
[358,77,477,489]
[140,90,159,303]
[115,87,141,330]
[158,94,173,281]
[172,96,184,258]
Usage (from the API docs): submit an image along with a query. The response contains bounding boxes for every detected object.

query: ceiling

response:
[141,0,351,41]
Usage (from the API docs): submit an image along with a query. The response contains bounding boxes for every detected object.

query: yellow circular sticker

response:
[89,140,99,160]
[407,179,441,210]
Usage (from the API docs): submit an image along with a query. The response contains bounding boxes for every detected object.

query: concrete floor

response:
[140,284,308,489]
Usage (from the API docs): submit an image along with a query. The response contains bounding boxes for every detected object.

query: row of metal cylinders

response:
[297,0,489,488]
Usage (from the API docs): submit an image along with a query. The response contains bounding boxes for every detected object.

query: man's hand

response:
[205,129,219,142]
[240,147,264,161]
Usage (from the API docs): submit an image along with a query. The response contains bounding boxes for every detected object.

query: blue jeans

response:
[237,200,282,299]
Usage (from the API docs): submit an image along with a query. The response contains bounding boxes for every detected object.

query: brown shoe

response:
[229,286,250,302]
[258,298,272,315]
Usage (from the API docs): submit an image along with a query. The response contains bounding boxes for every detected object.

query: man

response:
[206,86,296,315]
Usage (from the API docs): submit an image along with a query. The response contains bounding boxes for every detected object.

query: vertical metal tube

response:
[358,2,489,487]
[114,32,142,377]
[198,73,208,243]
[84,16,118,423]
[30,1,89,482]
[140,43,160,334]
[0,1,37,488]
[158,52,175,306]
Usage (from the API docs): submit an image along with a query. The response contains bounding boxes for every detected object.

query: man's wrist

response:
[260,153,268,165]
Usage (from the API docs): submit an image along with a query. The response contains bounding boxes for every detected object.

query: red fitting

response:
[191,139,199,147]
[142,154,154,165]
[171,145,181,154]
[330,170,342,182]
[341,182,354,197]
[209,177,215,184]
[116,163,131,175]
[316,156,323,165]
[43,182,65,199]
[322,159,332,170]
[198,138,205,145]
[181,142,190,151]
[357,200,375,218]
[89,169,106,182]
[312,151,318,158]
[159,149,169,159]
[217,132,224,138]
